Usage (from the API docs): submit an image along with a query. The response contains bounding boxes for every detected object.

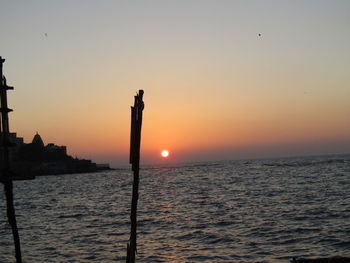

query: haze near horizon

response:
[1,1,349,166]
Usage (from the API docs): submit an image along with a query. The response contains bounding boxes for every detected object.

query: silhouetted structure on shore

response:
[8,132,111,179]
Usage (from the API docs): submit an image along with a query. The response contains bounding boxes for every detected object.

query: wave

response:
[263,158,349,168]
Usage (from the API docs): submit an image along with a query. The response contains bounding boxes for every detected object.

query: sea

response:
[1,154,350,263]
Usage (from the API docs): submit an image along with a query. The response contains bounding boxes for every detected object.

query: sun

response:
[161,150,169,158]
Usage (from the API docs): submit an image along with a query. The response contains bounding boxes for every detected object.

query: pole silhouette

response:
[0,56,22,263]
[126,90,144,263]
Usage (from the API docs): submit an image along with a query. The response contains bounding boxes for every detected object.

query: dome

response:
[32,132,44,148]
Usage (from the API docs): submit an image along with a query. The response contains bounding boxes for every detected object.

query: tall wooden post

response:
[126,90,144,263]
[0,56,22,263]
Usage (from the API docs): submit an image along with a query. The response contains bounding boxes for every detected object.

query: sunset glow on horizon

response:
[1,1,350,166]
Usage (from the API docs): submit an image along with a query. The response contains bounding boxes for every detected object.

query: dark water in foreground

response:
[1,154,350,262]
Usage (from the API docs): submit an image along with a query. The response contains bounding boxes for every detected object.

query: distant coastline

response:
[7,132,112,180]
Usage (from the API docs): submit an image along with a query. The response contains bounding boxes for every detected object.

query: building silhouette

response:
[8,132,108,179]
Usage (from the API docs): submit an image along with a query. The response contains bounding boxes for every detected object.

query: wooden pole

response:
[126,90,144,263]
[0,56,22,263]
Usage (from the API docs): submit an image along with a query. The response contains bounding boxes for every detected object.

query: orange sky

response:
[1,1,350,166]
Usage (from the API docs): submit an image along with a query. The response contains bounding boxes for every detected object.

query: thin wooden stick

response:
[0,56,22,263]
[126,90,144,263]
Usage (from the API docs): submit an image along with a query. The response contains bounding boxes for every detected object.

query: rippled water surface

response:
[1,155,350,262]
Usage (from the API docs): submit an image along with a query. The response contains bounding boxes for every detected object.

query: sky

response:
[1,0,350,166]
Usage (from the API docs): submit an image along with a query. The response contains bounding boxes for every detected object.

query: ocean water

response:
[1,154,350,263]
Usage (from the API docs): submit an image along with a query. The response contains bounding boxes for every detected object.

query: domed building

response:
[32,132,44,148]
[11,132,98,176]
[18,132,45,161]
